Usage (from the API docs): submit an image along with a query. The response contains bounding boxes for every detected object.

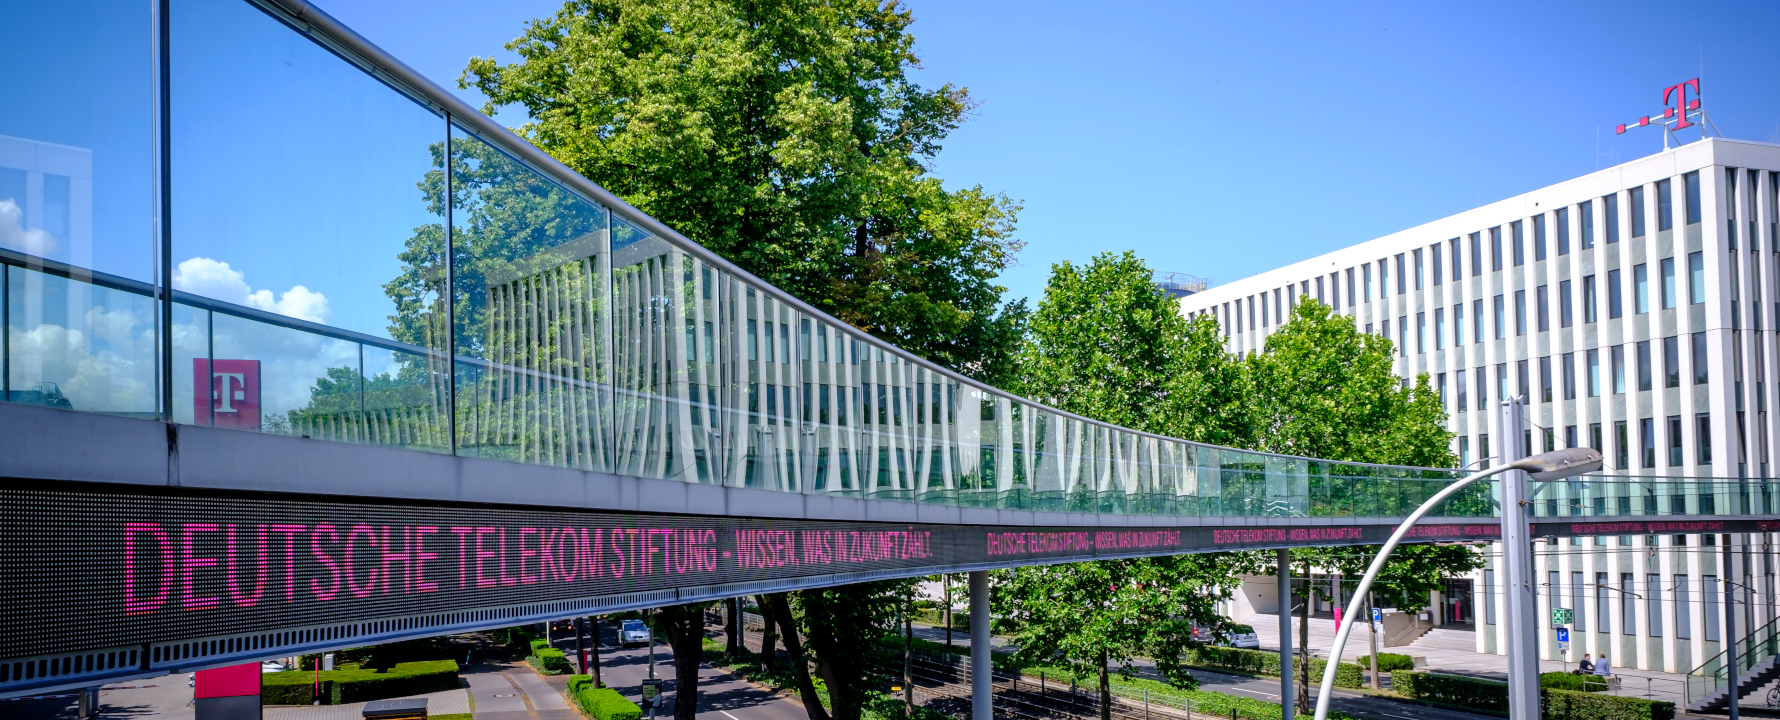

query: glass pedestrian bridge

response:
[2,0,1773,525]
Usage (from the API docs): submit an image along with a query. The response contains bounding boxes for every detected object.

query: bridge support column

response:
[970,570,990,720]
[1278,549,1293,720]
[1498,396,1539,720]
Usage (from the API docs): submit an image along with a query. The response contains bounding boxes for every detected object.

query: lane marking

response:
[722,711,743,720]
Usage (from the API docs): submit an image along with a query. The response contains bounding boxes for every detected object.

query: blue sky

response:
[320,0,1780,309]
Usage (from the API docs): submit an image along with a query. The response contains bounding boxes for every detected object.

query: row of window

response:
[1483,565,1742,643]
[1431,336,1711,414]
[1456,411,1714,471]
[1204,168,1780,343]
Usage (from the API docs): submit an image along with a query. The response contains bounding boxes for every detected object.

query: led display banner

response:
[0,482,1473,660]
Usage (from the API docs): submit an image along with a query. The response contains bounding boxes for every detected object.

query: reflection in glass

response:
[5,267,157,417]
[450,125,610,470]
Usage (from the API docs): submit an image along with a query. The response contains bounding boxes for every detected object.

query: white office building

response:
[1179,138,1780,680]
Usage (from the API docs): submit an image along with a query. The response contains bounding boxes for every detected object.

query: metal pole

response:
[1498,396,1540,720]
[970,570,991,720]
[646,609,656,680]
[1725,535,1741,720]
[1278,548,1294,720]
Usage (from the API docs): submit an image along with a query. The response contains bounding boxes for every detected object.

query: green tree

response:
[1244,298,1453,468]
[461,0,1026,385]
[647,603,719,720]
[791,581,911,720]
[994,556,1228,720]
[1018,251,1246,443]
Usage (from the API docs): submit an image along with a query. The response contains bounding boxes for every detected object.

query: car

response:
[620,619,652,647]
[261,660,288,673]
[1221,624,1261,649]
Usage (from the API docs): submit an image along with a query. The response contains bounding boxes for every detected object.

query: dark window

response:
[1582,275,1596,322]
[1698,413,1713,465]
[1414,250,1423,291]
[1612,345,1625,393]
[1660,257,1676,309]
[1605,194,1620,243]
[1433,244,1444,286]
[1452,303,1463,346]
[1449,238,1461,281]
[1536,286,1548,332]
[1457,369,1468,413]
[1417,312,1426,353]
[1518,359,1530,400]
[1557,207,1571,254]
[1621,573,1636,635]
[1471,232,1483,276]
[1361,266,1370,304]
[1705,575,1720,641]
[1533,215,1547,261]
[1473,299,1484,345]
[1261,293,1269,328]
[1562,352,1575,400]
[1494,294,1506,339]
[1634,263,1649,313]
[1513,221,1526,266]
[1668,415,1683,467]
[1637,340,1652,391]
[1684,171,1701,225]
[1657,179,1673,231]
[1640,418,1656,468]
[1346,268,1355,308]
[1398,317,1407,357]
[1616,421,1629,469]
[1608,269,1623,318]
[1572,571,1586,631]
[1647,573,1663,635]
[1688,252,1705,304]
[1477,369,1488,410]
[1664,336,1680,388]
[1491,227,1503,271]
[1485,569,1497,625]
[1515,290,1527,335]
[1579,201,1593,249]
[1631,186,1647,237]
[1396,254,1406,295]
[1692,332,1708,385]
[1559,280,1572,328]
[1540,356,1553,403]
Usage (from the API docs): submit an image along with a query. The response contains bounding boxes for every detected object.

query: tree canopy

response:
[461,0,1026,383]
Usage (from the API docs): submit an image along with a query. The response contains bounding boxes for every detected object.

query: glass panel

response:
[450,124,609,470]
[3,1,158,415]
[171,0,447,450]
[7,267,158,417]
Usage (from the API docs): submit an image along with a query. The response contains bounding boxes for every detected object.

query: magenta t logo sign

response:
[1663,78,1700,130]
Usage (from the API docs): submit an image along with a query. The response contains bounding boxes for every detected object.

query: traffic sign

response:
[1551,608,1573,625]
[1555,627,1570,654]
[1371,608,1383,631]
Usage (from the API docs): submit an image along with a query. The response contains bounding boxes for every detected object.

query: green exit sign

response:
[1552,608,1573,625]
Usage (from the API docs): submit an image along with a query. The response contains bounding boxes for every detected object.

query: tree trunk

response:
[727,599,742,655]
[944,576,954,650]
[589,617,602,689]
[1297,560,1311,713]
[654,605,709,720]
[765,593,830,720]
[904,611,914,714]
[756,595,778,672]
[1098,650,1112,720]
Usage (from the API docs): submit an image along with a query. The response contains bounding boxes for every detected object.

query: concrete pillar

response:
[1278,549,1294,720]
[970,570,991,720]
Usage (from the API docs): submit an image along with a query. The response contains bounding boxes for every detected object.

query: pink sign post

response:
[194,360,262,430]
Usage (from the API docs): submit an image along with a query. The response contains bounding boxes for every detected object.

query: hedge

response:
[528,648,572,675]
[261,660,460,705]
[567,675,641,720]
[1539,672,1608,692]
[1180,646,1364,689]
[1354,653,1415,673]
[1392,671,1673,720]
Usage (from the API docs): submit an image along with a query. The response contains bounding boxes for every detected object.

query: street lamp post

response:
[1311,446,1603,720]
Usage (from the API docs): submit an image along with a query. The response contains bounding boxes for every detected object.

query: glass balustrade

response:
[5,0,1768,523]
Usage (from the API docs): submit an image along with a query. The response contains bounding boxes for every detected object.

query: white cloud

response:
[173,257,331,324]
[0,198,57,256]
[8,308,157,414]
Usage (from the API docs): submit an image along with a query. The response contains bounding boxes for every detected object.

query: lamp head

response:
[1510,447,1604,481]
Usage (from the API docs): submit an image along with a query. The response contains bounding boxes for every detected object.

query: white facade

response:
[1179,138,1780,676]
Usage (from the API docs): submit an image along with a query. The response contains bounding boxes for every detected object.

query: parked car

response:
[1191,622,1260,649]
[260,660,288,673]
[620,619,652,647]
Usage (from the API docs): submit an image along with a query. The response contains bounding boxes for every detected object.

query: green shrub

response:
[1543,687,1674,720]
[1392,671,1506,712]
[262,660,459,705]
[528,648,572,675]
[567,675,642,720]
[1180,646,1364,689]
[1354,653,1415,672]
[1394,672,1672,719]
[1539,672,1608,693]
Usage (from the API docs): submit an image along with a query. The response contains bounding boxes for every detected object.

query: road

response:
[559,623,808,720]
